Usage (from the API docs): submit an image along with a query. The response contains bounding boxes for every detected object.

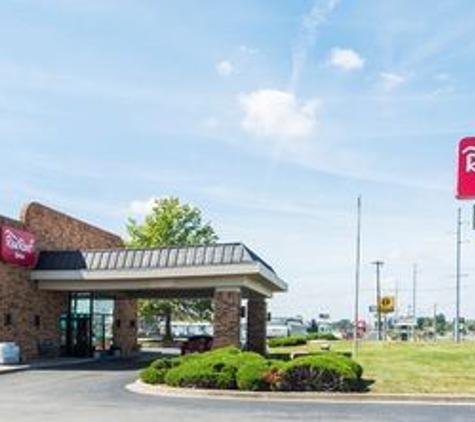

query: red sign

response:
[0,226,38,268]
[457,137,475,199]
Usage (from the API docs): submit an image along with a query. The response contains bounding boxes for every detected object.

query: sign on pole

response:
[456,137,475,200]
[378,296,395,314]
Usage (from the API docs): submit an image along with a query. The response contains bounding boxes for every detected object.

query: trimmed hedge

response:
[268,335,308,348]
[276,353,363,392]
[268,333,339,348]
[306,333,339,341]
[164,348,264,390]
[140,366,167,385]
[139,347,363,392]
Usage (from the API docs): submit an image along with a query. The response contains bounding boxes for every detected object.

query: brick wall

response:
[114,299,138,356]
[246,297,267,355]
[212,288,241,349]
[0,202,137,361]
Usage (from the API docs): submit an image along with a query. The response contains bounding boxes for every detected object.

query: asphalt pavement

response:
[0,357,474,422]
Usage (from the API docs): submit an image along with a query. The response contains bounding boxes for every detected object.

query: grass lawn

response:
[270,340,475,394]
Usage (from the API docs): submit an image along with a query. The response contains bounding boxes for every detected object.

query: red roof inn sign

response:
[457,137,475,200]
[0,226,37,268]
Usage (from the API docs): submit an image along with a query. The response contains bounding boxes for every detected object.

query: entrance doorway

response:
[60,293,115,358]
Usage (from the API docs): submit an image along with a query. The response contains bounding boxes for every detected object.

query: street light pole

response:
[352,196,362,358]
[455,207,462,343]
[412,264,418,342]
[372,261,384,341]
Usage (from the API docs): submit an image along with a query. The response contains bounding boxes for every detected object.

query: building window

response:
[129,320,136,329]
[34,315,41,328]
[4,314,12,327]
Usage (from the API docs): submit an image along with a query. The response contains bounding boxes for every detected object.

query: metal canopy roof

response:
[32,243,287,298]
[36,243,274,272]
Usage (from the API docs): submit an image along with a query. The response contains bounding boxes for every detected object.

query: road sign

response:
[378,296,395,314]
[456,137,475,200]
[369,305,377,313]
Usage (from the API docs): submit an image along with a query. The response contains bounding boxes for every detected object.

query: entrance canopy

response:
[30,243,288,299]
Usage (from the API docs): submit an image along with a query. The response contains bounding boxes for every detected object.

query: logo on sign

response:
[462,146,475,173]
[0,227,37,267]
[457,137,475,200]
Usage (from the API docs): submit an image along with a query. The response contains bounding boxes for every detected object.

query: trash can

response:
[0,342,20,364]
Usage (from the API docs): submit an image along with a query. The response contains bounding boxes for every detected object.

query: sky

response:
[2,0,475,322]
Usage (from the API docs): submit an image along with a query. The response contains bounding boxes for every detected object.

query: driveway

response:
[0,357,474,422]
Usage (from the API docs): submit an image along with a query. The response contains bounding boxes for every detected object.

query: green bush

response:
[276,353,363,392]
[150,357,178,370]
[236,358,270,391]
[164,347,263,390]
[139,347,364,393]
[140,367,167,385]
[306,333,339,341]
[268,335,308,348]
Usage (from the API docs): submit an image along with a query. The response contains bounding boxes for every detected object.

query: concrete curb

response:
[126,380,475,406]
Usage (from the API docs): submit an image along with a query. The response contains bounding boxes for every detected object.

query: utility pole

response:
[352,196,362,359]
[372,261,384,341]
[433,304,437,342]
[394,278,399,321]
[455,207,462,343]
[412,264,418,342]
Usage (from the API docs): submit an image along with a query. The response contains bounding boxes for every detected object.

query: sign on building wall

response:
[456,137,475,200]
[0,226,38,268]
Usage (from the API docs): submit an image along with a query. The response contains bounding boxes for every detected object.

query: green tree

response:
[127,197,218,341]
[435,313,448,336]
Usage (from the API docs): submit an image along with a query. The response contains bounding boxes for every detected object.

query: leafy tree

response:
[308,319,318,333]
[127,197,218,341]
[435,313,448,336]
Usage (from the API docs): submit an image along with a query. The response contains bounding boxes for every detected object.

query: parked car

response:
[180,335,213,355]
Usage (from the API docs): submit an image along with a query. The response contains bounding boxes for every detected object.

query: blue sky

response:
[2,0,475,322]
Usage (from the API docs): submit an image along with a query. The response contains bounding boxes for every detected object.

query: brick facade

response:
[0,202,137,361]
[246,297,267,355]
[212,288,241,349]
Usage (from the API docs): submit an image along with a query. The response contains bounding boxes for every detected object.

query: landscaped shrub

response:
[150,357,178,370]
[268,335,308,348]
[236,357,272,391]
[275,353,363,392]
[164,347,264,390]
[139,347,364,393]
[306,333,339,341]
[140,366,167,385]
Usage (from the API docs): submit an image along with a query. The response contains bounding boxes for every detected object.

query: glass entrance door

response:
[60,293,115,358]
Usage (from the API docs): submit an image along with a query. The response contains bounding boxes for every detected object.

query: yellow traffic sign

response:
[378,296,395,313]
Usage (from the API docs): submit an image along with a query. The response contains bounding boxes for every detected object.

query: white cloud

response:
[290,0,340,90]
[128,197,156,217]
[328,48,364,71]
[238,89,320,140]
[379,72,405,91]
[216,60,235,77]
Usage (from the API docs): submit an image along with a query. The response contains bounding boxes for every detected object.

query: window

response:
[4,314,12,326]
[34,315,41,328]
[129,320,136,328]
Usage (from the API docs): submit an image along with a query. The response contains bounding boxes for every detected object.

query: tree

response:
[435,313,448,336]
[127,197,218,341]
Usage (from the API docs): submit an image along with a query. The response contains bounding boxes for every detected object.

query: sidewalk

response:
[0,357,99,375]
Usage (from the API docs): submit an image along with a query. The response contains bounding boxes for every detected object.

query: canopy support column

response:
[213,288,241,349]
[247,296,267,355]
